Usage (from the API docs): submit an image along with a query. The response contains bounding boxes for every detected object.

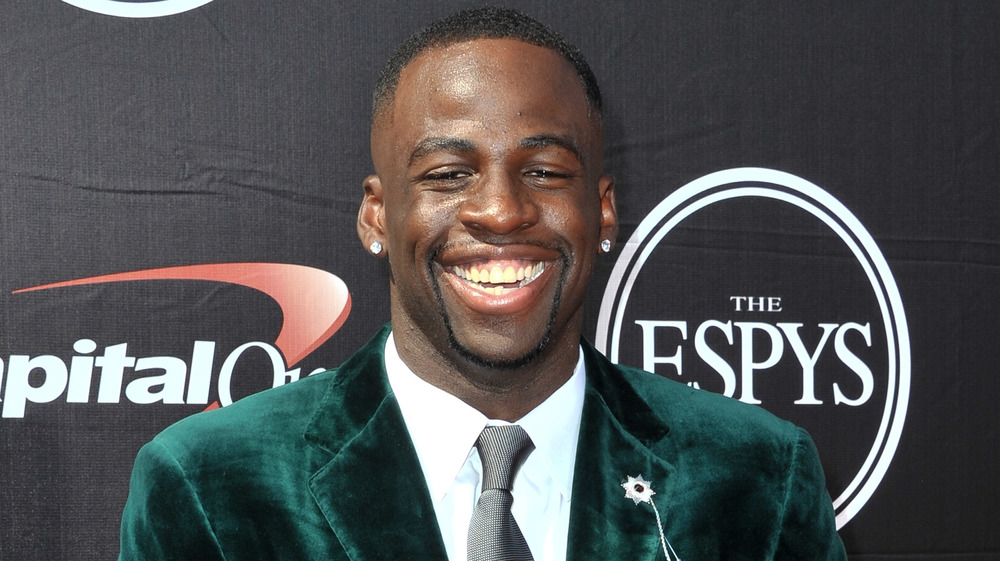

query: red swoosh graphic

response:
[13,263,351,367]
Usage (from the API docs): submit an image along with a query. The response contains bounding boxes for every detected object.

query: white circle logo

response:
[60,0,216,18]
[597,168,910,528]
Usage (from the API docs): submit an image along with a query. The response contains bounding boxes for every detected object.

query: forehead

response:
[374,38,600,161]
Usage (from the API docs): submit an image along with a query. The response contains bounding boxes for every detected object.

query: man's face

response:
[363,38,616,372]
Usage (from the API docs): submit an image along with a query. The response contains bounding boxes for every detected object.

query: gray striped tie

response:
[467,425,535,561]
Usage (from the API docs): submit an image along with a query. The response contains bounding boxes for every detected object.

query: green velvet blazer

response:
[119,325,846,560]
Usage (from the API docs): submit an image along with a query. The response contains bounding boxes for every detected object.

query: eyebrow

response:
[519,134,584,164]
[408,137,476,167]
[406,134,585,167]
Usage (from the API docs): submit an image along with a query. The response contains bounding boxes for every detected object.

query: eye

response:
[420,168,475,190]
[525,169,571,178]
[425,170,470,181]
[524,167,575,188]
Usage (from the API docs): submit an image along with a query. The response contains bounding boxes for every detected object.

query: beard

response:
[429,245,569,371]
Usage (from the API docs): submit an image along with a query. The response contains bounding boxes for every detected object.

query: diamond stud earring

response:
[601,239,612,253]
[369,241,383,255]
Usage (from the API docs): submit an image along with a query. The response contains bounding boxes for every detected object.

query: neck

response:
[392,323,581,422]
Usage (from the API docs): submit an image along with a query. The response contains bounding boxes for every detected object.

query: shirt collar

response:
[384,331,586,504]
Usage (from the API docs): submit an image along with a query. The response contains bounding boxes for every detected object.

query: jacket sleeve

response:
[118,440,227,561]
[773,428,848,560]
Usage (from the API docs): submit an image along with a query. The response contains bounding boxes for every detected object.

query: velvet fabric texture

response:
[119,325,846,560]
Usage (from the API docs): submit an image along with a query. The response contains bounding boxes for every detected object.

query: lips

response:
[432,240,564,319]
[450,260,547,296]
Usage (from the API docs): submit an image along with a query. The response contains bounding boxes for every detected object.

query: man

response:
[119,6,846,560]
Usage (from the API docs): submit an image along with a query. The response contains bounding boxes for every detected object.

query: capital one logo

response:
[597,168,910,528]
[60,0,216,18]
[0,263,350,418]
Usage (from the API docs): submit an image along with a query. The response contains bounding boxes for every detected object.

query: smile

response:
[450,261,547,296]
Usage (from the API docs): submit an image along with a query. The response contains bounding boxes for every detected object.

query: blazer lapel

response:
[299,329,680,560]
[304,326,448,561]
[567,343,679,561]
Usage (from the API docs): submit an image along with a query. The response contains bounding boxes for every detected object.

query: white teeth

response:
[503,266,517,283]
[454,261,546,295]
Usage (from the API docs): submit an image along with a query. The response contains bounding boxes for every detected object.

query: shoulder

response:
[581,344,844,558]
[590,349,805,460]
[599,360,826,504]
[620,362,795,436]
[142,326,393,470]
[146,369,340,466]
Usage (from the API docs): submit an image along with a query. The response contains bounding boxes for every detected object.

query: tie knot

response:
[475,425,534,491]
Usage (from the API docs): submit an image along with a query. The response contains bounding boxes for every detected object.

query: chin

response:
[447,330,552,371]
[445,287,563,371]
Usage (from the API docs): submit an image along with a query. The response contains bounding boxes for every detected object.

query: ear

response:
[598,174,618,251]
[358,174,387,256]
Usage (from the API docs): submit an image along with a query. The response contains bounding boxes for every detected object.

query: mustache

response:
[428,238,567,261]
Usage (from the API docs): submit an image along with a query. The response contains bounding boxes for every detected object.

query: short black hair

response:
[372,5,602,123]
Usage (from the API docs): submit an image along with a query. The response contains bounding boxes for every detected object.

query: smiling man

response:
[120,6,846,561]
[359,28,615,423]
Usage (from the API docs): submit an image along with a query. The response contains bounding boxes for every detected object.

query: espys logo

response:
[0,263,350,418]
[597,168,909,528]
[60,0,216,18]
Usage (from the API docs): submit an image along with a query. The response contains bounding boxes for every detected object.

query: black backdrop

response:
[1,1,997,559]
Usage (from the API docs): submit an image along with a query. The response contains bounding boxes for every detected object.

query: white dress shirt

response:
[385,332,586,561]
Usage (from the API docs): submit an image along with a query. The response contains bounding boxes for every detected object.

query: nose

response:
[457,170,539,235]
